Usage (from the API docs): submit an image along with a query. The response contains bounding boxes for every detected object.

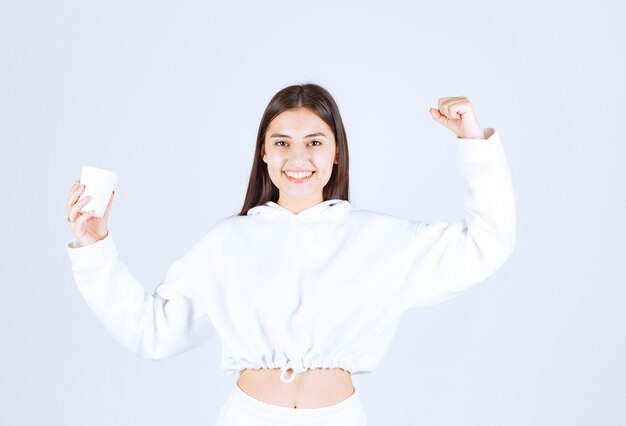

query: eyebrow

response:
[269,132,327,139]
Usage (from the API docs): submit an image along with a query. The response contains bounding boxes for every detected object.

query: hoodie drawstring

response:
[280,363,308,383]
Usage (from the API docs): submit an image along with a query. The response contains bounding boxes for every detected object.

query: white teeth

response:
[285,171,313,179]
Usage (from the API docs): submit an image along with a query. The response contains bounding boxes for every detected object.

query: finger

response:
[444,98,460,119]
[68,196,88,222]
[68,180,81,198]
[67,182,78,205]
[449,101,463,119]
[445,97,465,119]
[76,209,96,225]
[430,107,449,125]
[438,97,452,119]
[70,195,91,219]
[67,185,86,211]
[70,185,85,202]
[450,99,473,119]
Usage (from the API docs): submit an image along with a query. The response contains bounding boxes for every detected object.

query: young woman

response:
[65,84,516,426]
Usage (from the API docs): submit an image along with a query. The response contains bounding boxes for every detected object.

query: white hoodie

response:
[66,127,516,384]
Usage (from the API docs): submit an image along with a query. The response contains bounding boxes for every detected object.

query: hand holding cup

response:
[66,166,118,248]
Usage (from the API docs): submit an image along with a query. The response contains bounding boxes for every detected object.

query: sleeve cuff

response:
[66,231,119,271]
[455,127,506,165]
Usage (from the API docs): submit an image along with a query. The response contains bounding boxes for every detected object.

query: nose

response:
[287,145,311,166]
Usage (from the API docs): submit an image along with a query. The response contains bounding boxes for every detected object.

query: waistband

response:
[227,382,363,424]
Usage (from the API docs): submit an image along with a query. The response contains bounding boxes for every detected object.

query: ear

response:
[334,150,339,164]
[261,143,267,163]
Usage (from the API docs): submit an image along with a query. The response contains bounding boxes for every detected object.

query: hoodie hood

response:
[246,199,352,221]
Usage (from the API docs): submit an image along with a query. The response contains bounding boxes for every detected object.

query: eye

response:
[274,140,322,147]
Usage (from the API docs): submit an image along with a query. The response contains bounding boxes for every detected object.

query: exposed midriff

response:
[236,367,355,409]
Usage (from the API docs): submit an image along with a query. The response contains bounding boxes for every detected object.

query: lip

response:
[283,170,315,183]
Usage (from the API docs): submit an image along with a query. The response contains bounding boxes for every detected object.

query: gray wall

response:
[1,0,624,425]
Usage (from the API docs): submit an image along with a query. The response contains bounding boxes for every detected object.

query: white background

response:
[1,0,624,425]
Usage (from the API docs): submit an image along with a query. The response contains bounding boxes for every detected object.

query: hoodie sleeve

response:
[65,232,215,360]
[399,128,516,309]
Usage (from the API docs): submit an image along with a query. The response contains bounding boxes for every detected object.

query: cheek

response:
[266,157,284,175]
[317,151,336,169]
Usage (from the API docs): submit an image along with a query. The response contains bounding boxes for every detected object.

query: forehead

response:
[267,108,331,133]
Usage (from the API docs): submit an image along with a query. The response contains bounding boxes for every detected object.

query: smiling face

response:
[261,107,338,214]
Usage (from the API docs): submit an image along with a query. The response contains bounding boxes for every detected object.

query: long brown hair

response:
[235,83,350,216]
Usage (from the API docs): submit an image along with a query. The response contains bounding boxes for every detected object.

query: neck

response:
[276,196,324,215]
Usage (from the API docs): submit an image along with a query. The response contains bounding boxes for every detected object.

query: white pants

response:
[216,383,368,426]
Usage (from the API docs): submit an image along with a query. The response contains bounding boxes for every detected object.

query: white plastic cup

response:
[77,166,118,218]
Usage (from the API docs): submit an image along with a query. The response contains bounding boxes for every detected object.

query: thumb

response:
[429,107,458,134]
[429,107,444,122]
[102,191,115,219]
